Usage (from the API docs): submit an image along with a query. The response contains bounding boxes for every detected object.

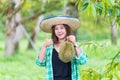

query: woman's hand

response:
[43,35,53,47]
[67,35,77,45]
[38,35,53,61]
[67,35,81,57]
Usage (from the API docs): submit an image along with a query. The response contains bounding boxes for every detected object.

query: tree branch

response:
[110,51,120,69]
[21,11,45,24]
[12,0,26,17]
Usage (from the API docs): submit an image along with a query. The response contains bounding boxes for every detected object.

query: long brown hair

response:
[51,24,71,44]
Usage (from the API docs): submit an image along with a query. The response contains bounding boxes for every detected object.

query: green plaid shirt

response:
[36,45,88,80]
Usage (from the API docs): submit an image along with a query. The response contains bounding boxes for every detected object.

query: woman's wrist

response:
[42,43,47,48]
[73,42,79,47]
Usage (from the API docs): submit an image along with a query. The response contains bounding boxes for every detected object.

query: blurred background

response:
[0,0,120,80]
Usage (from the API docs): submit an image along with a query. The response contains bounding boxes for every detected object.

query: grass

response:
[0,34,46,80]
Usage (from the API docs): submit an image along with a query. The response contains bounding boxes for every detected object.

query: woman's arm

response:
[75,47,88,65]
[67,35,88,65]
[36,43,47,67]
[74,42,81,57]
[38,43,47,61]
[36,37,52,67]
[38,38,52,61]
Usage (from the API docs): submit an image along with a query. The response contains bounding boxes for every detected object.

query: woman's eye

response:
[61,26,64,29]
[55,28,58,30]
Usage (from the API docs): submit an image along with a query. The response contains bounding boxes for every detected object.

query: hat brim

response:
[40,16,80,33]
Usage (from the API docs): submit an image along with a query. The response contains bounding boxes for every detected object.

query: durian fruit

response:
[58,41,75,63]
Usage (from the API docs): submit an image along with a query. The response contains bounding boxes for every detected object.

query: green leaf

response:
[108,9,113,16]
[76,0,81,6]
[86,4,91,16]
[115,8,119,16]
[94,3,103,10]
[91,4,96,18]
[81,3,89,11]
[98,9,102,15]
[107,0,115,6]
[104,4,108,16]
[83,0,90,3]
[113,72,120,80]
[70,0,74,2]
[117,63,120,70]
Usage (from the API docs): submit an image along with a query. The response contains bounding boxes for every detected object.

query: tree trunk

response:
[28,16,44,49]
[5,17,18,57]
[5,0,24,57]
[111,19,117,45]
[64,0,79,39]
[28,31,36,49]
[5,15,22,57]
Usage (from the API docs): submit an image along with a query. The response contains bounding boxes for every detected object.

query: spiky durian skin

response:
[58,41,75,63]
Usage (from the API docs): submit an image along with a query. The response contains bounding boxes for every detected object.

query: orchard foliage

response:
[76,0,120,25]
[81,61,120,80]
[0,0,64,31]
[80,43,120,80]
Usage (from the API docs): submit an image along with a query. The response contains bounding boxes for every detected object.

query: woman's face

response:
[54,24,67,40]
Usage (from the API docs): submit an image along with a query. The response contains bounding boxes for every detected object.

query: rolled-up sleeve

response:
[36,48,46,67]
[75,48,88,65]
[36,57,46,67]
[36,47,51,67]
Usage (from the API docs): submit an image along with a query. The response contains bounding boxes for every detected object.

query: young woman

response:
[36,16,88,80]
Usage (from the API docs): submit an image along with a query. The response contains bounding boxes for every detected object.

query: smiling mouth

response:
[58,34,63,36]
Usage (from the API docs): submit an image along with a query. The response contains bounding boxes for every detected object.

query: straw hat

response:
[59,41,75,63]
[40,16,80,33]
